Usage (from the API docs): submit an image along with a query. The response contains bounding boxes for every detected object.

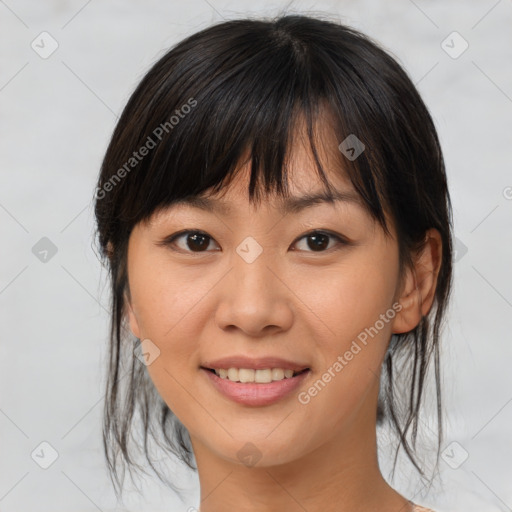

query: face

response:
[125,127,407,471]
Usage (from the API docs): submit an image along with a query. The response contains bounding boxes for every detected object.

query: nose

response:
[214,249,294,337]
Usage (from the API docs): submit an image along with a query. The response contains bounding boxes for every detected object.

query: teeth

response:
[213,368,302,383]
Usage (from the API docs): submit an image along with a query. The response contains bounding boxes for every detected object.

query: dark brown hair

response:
[94,13,453,500]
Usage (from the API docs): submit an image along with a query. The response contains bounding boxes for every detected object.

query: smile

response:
[200,367,311,406]
[207,367,308,383]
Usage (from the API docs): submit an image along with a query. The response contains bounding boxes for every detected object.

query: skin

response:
[124,123,442,512]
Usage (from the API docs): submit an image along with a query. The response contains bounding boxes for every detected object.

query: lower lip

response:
[200,368,311,407]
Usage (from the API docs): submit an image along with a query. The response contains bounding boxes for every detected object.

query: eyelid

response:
[289,230,349,251]
[156,229,220,252]
[156,229,350,254]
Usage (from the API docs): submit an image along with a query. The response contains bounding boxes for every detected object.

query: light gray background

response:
[1,1,511,511]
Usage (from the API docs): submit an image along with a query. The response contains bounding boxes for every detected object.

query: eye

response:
[158,229,348,254]
[159,230,220,253]
[291,230,348,252]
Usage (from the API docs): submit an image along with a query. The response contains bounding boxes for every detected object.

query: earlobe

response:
[125,292,141,339]
[106,241,114,260]
[392,229,442,334]
[391,273,421,334]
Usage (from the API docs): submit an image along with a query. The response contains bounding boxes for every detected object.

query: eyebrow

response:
[173,189,363,216]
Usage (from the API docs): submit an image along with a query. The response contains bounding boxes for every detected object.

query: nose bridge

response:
[232,235,276,299]
[214,235,293,335]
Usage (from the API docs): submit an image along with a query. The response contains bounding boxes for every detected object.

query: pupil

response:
[308,233,328,251]
[187,233,209,251]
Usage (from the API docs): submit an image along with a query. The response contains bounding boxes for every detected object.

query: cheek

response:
[128,256,210,420]
[293,248,399,348]
[127,249,202,369]
[129,249,209,339]
[292,258,399,437]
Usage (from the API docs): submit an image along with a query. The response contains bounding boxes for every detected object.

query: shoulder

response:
[411,505,437,512]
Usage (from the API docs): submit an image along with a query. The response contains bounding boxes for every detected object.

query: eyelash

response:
[158,229,349,255]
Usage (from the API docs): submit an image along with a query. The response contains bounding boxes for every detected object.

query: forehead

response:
[150,153,360,226]
[196,165,357,212]
[146,110,375,229]
[179,118,356,209]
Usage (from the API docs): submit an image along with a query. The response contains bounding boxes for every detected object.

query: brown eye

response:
[159,229,347,254]
[292,231,347,252]
[160,230,219,253]
[185,232,211,251]
[304,233,329,251]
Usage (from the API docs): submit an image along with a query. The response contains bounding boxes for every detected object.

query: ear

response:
[124,289,141,339]
[106,241,114,260]
[392,228,443,334]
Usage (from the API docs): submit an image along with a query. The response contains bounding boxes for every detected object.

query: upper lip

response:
[201,356,310,372]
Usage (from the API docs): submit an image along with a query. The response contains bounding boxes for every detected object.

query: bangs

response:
[96,17,402,252]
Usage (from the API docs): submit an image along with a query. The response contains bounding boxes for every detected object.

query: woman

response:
[94,14,452,512]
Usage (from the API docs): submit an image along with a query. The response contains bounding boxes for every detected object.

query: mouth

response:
[200,366,310,382]
[200,366,311,406]
[200,356,311,380]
